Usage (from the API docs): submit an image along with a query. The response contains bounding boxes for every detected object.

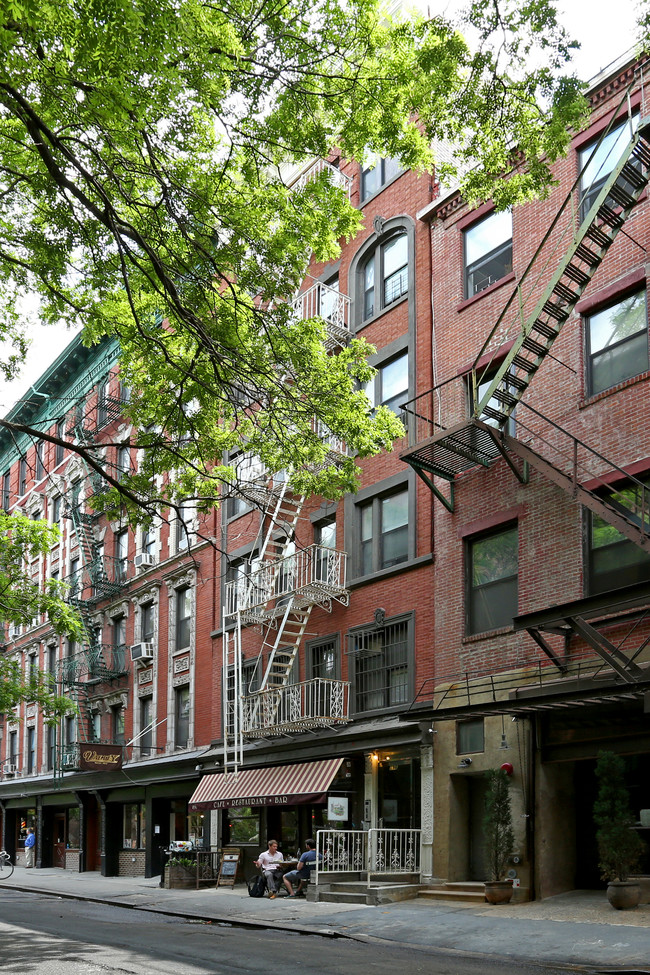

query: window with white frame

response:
[362,232,408,320]
[115,529,129,582]
[464,210,512,298]
[139,696,153,757]
[585,289,648,396]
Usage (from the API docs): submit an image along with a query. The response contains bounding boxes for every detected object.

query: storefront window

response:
[17,809,36,849]
[227,807,260,844]
[187,812,205,849]
[123,802,146,849]
[68,807,80,848]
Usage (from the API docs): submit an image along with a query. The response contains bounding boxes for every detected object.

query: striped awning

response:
[188,758,343,811]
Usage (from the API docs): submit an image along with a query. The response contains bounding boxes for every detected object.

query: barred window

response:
[349,615,411,713]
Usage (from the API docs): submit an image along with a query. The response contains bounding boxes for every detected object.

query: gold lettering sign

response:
[79,744,123,772]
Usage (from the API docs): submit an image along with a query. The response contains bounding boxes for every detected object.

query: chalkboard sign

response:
[217,848,241,887]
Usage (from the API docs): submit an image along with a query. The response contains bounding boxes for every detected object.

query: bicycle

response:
[0,850,14,879]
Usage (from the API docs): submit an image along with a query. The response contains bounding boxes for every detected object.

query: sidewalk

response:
[3,866,650,971]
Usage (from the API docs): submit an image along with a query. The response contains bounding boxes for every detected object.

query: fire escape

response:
[222,171,353,771]
[401,97,650,690]
[55,384,130,775]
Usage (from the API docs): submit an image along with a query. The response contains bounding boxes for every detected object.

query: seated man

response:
[282,838,319,898]
[254,839,283,899]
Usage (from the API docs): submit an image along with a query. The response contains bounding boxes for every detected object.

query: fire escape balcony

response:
[224,544,349,624]
[291,280,351,351]
[57,643,129,685]
[289,158,352,199]
[241,677,350,737]
[65,557,129,607]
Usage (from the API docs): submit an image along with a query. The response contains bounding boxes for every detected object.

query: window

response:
[97,381,110,428]
[141,602,155,643]
[115,530,128,582]
[457,718,484,754]
[123,802,146,849]
[9,730,18,767]
[587,479,650,594]
[175,588,191,649]
[19,457,27,495]
[469,366,517,434]
[175,500,194,551]
[359,488,409,576]
[579,115,638,218]
[141,525,156,558]
[318,275,341,323]
[47,724,57,771]
[51,496,61,525]
[2,470,10,511]
[464,210,512,298]
[362,232,408,320]
[350,615,411,713]
[90,711,102,742]
[111,705,125,746]
[139,697,153,757]
[467,524,518,635]
[175,686,190,748]
[69,557,81,598]
[585,289,648,396]
[27,727,36,774]
[309,635,339,680]
[116,445,131,479]
[36,442,45,481]
[361,154,402,202]
[64,714,76,747]
[55,420,65,465]
[365,351,408,415]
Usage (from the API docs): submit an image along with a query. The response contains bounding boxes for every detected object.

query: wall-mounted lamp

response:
[371,752,379,762]
[195,764,204,772]
[458,757,472,769]
[499,714,510,750]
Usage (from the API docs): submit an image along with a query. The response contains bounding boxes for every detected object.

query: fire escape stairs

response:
[401,116,650,546]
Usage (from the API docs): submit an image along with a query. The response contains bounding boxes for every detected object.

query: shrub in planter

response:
[483,767,515,905]
[593,751,643,910]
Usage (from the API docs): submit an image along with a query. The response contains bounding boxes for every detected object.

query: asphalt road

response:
[0,889,592,975]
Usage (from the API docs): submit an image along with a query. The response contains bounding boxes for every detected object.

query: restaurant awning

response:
[188,758,344,811]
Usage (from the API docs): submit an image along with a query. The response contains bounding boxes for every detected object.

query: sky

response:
[0,0,644,415]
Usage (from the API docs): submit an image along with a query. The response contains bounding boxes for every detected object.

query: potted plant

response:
[593,751,643,910]
[483,767,515,905]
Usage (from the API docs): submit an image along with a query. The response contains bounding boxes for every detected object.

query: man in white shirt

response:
[254,839,283,898]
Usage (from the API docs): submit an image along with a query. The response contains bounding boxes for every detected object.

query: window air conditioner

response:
[130,642,154,662]
[134,552,155,569]
[3,763,17,776]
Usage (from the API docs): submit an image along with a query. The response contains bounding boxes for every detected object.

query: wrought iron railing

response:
[292,281,350,350]
[224,544,348,617]
[241,677,349,736]
[315,828,422,886]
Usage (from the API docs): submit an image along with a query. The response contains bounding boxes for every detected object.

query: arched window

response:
[361,232,408,321]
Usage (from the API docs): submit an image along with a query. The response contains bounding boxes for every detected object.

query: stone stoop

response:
[419,882,488,904]
[310,880,421,906]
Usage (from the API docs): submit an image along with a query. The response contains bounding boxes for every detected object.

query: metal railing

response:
[292,281,350,349]
[368,828,421,878]
[290,158,352,198]
[241,677,349,736]
[58,644,129,684]
[316,829,422,886]
[224,544,348,616]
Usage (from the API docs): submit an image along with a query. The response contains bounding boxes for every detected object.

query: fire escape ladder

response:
[401,115,650,493]
[260,600,313,690]
[474,122,650,428]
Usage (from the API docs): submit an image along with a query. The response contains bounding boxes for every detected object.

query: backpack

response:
[247,874,267,898]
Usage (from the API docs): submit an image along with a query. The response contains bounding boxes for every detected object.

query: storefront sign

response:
[79,743,123,772]
[327,796,348,821]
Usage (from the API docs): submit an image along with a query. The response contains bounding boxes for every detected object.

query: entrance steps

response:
[310,878,421,905]
[419,882,488,904]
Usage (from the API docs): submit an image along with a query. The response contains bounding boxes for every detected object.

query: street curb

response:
[5,883,348,941]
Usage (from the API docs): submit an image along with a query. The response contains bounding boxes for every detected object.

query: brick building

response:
[1,51,649,899]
